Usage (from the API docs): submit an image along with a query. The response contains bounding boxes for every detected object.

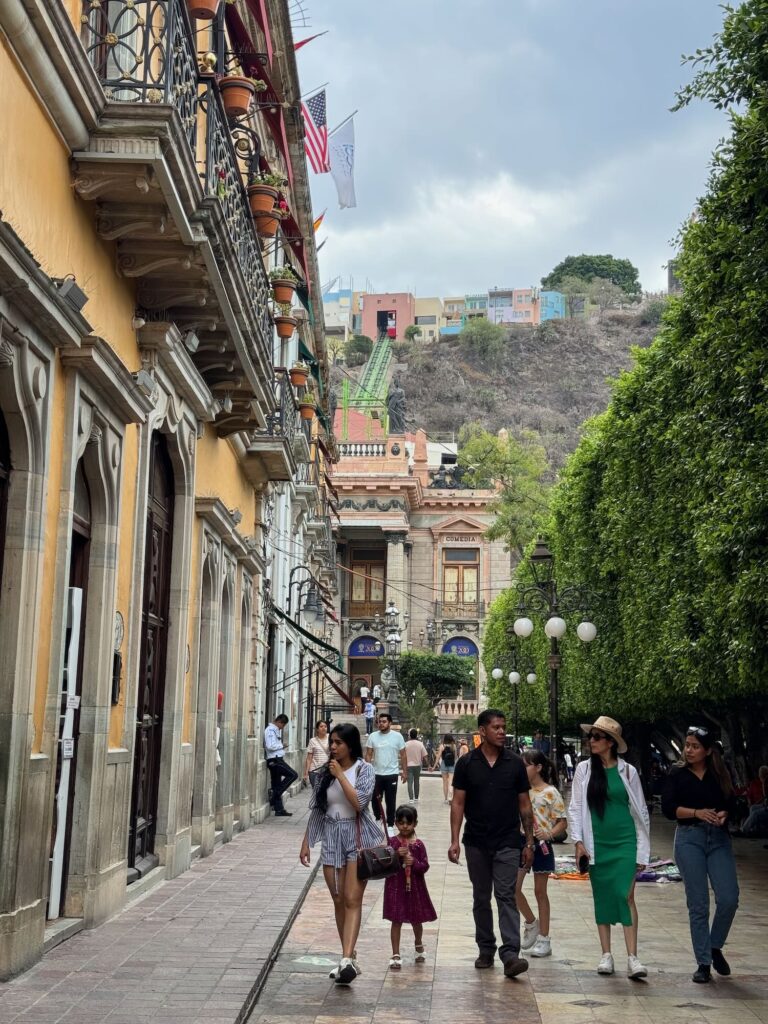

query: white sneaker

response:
[521,919,539,950]
[627,955,648,979]
[597,952,615,975]
[530,936,552,958]
[335,957,358,985]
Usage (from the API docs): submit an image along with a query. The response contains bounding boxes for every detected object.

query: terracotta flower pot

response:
[247,184,278,215]
[299,403,315,421]
[187,0,220,19]
[289,366,309,387]
[271,279,296,304]
[254,211,281,237]
[274,315,297,339]
[218,76,255,118]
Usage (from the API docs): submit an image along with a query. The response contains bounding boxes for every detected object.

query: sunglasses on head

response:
[687,726,710,739]
[588,731,609,742]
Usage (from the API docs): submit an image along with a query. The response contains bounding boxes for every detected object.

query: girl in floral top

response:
[517,751,567,958]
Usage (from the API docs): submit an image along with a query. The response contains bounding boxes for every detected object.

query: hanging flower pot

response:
[254,210,282,237]
[271,277,297,304]
[289,362,310,387]
[247,183,278,215]
[218,76,256,118]
[299,396,316,421]
[274,314,297,339]
[187,0,221,19]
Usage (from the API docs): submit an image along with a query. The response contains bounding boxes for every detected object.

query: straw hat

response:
[580,716,627,754]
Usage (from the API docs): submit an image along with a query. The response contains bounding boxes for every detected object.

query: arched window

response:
[0,411,9,589]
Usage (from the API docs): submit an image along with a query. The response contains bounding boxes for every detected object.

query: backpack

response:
[442,745,455,767]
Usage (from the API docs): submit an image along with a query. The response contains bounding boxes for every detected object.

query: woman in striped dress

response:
[300,723,381,985]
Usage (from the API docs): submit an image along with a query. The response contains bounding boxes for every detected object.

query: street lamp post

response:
[513,538,599,762]
[372,599,409,723]
[491,658,537,750]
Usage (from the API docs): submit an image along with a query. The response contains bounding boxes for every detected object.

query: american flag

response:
[302,90,330,174]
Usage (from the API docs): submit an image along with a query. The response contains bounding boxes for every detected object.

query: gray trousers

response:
[464,845,522,962]
[407,765,422,799]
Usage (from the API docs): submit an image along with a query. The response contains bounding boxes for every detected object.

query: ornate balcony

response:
[73,0,275,425]
[242,370,303,484]
[434,600,485,622]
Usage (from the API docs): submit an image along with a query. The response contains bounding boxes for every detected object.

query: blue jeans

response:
[674,824,739,966]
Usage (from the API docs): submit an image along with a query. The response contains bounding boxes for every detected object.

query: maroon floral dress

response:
[382,837,437,924]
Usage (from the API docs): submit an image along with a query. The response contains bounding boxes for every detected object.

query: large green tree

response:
[457,425,551,558]
[526,1,768,750]
[542,255,641,299]
[394,651,469,703]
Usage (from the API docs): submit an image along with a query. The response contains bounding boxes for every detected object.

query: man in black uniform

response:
[449,708,534,978]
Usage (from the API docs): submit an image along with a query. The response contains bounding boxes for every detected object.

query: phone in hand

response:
[578,853,590,874]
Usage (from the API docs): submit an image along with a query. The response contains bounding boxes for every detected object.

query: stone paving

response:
[253,775,767,1024]
[1,775,765,1024]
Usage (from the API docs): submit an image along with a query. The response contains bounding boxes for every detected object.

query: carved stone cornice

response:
[61,336,155,423]
[137,321,216,422]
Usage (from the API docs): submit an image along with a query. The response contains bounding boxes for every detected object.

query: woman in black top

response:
[662,726,739,984]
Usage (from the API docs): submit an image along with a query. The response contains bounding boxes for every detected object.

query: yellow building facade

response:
[0,0,335,977]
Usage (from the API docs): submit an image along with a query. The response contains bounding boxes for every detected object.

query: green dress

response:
[589,765,636,926]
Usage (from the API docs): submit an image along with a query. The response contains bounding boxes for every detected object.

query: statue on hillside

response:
[386,380,406,434]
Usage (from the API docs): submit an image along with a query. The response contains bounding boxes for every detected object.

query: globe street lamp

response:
[371,599,409,722]
[513,538,599,762]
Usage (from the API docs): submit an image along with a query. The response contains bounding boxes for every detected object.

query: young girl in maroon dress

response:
[383,805,437,969]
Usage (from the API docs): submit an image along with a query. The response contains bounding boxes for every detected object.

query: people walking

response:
[384,804,437,970]
[404,729,428,801]
[662,725,739,983]
[264,713,298,816]
[568,716,650,979]
[365,712,407,830]
[363,697,376,735]
[448,709,534,979]
[433,734,457,803]
[299,723,379,986]
[517,751,567,959]
[303,720,330,788]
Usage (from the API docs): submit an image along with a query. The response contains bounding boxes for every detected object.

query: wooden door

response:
[129,434,174,875]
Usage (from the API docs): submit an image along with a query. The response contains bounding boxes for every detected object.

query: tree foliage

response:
[525,1,768,732]
[404,325,422,343]
[458,318,506,358]
[542,255,641,299]
[394,652,469,704]
[399,686,437,737]
[588,277,629,314]
[457,425,551,557]
[344,334,373,362]
[556,275,590,318]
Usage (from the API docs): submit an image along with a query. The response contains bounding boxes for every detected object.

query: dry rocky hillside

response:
[391,307,665,470]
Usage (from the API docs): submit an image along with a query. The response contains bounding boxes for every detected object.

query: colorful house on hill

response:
[360,292,416,342]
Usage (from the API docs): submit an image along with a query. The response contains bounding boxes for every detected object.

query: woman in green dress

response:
[567,716,651,979]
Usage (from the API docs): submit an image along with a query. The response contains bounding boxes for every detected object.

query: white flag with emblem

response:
[329,117,357,209]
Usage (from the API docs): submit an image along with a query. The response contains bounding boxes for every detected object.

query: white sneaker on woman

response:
[627,955,648,979]
[597,952,615,975]
[521,919,539,950]
[335,957,358,985]
[530,936,551,958]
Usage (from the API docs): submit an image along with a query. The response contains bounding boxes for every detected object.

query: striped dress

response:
[306,759,383,868]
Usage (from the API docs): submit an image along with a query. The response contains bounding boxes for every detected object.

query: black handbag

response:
[356,794,400,881]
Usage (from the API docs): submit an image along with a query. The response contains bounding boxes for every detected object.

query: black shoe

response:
[274,809,293,816]
[711,948,730,976]
[503,957,529,979]
[693,964,711,984]
[474,953,494,969]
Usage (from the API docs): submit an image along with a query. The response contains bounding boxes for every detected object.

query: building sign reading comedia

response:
[444,534,477,543]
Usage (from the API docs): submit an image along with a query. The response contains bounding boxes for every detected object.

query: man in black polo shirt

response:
[449,709,534,978]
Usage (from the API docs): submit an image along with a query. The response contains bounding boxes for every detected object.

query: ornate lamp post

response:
[513,538,599,761]
[491,660,537,750]
[372,599,409,722]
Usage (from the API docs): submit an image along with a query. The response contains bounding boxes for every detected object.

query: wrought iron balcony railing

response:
[81,0,198,146]
[252,369,300,443]
[434,600,485,621]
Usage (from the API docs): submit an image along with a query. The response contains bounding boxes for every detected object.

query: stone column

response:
[384,531,407,611]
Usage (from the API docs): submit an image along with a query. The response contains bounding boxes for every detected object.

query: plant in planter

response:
[254,208,284,238]
[289,360,310,387]
[269,265,299,304]
[218,73,256,118]
[187,0,221,19]
[273,301,297,339]
[298,392,317,420]
[247,171,286,215]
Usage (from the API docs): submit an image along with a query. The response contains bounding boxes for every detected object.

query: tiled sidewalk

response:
[0,792,316,1024]
[251,777,767,1024]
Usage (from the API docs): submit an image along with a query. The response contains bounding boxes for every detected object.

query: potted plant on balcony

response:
[247,171,285,214]
[269,265,299,304]
[254,208,284,237]
[187,0,221,20]
[298,392,317,421]
[289,360,310,387]
[218,73,259,118]
[273,302,297,339]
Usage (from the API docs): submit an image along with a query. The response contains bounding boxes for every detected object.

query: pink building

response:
[487,287,541,325]
[360,292,416,341]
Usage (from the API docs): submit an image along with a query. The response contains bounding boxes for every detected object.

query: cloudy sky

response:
[295,0,731,296]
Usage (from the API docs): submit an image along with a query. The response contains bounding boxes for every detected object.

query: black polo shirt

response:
[453,746,530,851]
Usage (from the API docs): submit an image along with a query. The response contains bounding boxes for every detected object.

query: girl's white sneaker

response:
[530,936,551,957]
[597,952,615,975]
[521,919,539,950]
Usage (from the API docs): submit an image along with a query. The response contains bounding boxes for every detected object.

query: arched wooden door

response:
[129,433,174,876]
[0,410,9,588]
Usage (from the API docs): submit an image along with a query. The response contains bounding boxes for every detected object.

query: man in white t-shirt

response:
[359,683,370,702]
[404,729,429,801]
[365,712,406,828]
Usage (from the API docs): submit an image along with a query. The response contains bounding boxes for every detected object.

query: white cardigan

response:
[567,758,650,867]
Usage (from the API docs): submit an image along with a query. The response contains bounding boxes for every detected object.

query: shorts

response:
[440,761,455,774]
[531,839,555,874]
[320,817,358,866]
